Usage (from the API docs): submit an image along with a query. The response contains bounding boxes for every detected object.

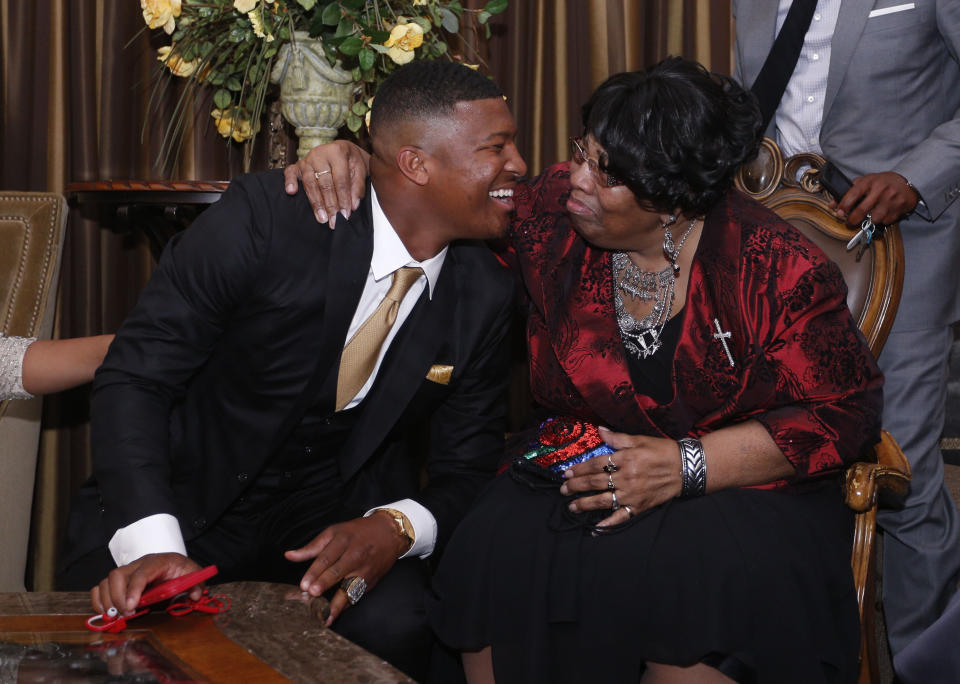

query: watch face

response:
[383,509,414,541]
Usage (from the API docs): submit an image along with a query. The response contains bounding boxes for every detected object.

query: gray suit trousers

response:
[878,325,960,653]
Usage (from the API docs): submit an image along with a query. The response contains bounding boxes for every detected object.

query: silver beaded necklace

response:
[613,217,697,359]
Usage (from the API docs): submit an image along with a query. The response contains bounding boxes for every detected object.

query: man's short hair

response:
[369,61,503,133]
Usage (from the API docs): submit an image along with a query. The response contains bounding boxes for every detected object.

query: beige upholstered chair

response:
[736,140,911,684]
[0,192,67,591]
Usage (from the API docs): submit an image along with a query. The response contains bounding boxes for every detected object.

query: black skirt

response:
[427,470,859,684]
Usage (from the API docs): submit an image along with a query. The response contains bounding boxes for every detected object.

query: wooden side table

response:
[66,180,230,261]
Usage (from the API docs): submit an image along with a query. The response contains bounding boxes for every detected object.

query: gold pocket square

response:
[426,364,454,385]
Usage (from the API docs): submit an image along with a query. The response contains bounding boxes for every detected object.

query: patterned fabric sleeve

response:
[0,335,37,400]
[746,240,884,482]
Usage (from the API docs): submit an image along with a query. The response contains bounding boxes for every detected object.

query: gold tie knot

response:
[387,266,424,303]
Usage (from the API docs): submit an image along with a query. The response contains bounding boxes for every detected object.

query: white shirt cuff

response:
[364,498,437,560]
[108,513,187,566]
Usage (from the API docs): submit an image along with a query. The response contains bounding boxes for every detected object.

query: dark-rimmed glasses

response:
[569,136,623,187]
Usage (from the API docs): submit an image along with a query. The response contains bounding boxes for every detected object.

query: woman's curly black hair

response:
[582,56,762,216]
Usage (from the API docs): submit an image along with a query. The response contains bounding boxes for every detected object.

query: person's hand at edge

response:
[283,140,370,228]
[90,552,203,617]
[284,512,409,626]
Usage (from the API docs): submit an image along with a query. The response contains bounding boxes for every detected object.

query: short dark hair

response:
[582,56,762,215]
[370,61,503,132]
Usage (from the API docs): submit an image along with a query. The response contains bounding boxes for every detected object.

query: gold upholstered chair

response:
[735,140,911,684]
[0,192,67,591]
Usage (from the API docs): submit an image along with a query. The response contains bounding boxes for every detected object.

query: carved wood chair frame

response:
[735,139,911,684]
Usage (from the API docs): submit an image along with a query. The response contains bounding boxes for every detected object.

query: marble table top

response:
[0,582,413,683]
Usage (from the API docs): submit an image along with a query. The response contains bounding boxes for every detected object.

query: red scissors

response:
[86,564,227,633]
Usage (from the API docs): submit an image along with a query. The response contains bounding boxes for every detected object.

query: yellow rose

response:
[384,22,424,65]
[156,45,198,78]
[211,108,254,143]
[364,96,374,131]
[248,9,274,41]
[234,0,257,12]
[141,0,181,35]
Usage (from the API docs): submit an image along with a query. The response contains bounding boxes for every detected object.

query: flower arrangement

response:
[143,0,508,166]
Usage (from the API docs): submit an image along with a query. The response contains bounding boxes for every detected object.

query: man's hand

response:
[282,140,370,227]
[284,513,408,625]
[835,171,919,226]
[90,552,203,617]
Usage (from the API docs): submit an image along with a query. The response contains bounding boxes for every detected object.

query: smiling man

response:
[58,61,525,680]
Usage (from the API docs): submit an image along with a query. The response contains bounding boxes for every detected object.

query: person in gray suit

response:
[733,0,960,661]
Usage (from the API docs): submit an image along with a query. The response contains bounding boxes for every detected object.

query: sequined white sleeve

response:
[0,335,37,400]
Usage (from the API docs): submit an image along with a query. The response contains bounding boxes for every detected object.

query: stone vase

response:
[270,31,355,158]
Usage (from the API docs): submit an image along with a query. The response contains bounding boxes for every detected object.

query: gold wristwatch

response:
[377,507,415,554]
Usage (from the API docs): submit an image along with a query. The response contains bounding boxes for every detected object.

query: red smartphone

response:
[137,565,218,608]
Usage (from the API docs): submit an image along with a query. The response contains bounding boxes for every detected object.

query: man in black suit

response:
[58,61,526,679]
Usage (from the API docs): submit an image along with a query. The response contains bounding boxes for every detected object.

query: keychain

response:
[846,214,877,261]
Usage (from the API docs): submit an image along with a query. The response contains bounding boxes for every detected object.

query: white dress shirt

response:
[109,186,446,567]
[773,0,841,158]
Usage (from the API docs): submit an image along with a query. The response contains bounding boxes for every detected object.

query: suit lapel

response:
[273,197,374,447]
[338,248,458,481]
[738,0,781,88]
[823,0,875,123]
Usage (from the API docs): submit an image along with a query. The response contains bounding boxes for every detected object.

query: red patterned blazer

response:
[500,163,883,490]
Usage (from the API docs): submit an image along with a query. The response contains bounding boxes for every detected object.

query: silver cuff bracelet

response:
[678,437,706,498]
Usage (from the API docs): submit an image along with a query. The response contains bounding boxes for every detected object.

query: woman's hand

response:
[283,140,371,227]
[560,426,682,527]
[560,421,794,527]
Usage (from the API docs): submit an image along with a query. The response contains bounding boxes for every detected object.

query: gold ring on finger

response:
[314,169,331,180]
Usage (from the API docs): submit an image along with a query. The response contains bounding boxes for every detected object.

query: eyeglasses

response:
[569,137,623,187]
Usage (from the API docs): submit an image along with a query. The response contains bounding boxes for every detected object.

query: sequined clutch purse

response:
[519,416,614,474]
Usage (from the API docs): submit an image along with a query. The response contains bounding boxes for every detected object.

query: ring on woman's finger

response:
[603,454,619,473]
[623,505,634,517]
[607,472,616,490]
[314,169,332,180]
[611,491,620,510]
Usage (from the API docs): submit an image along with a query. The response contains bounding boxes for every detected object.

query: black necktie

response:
[750,0,819,131]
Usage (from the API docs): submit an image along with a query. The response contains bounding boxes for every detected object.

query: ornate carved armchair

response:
[735,140,911,684]
[0,192,67,591]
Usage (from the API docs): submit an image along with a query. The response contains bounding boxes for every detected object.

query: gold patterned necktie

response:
[335,266,424,411]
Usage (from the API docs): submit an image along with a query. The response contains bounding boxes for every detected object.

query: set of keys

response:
[846,214,879,260]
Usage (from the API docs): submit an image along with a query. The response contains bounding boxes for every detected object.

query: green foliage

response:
[147,0,508,169]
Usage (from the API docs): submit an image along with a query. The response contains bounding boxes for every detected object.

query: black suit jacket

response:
[63,169,513,567]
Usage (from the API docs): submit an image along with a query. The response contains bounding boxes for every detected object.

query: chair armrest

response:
[844,430,912,512]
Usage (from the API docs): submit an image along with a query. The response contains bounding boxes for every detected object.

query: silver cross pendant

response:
[713,318,735,368]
